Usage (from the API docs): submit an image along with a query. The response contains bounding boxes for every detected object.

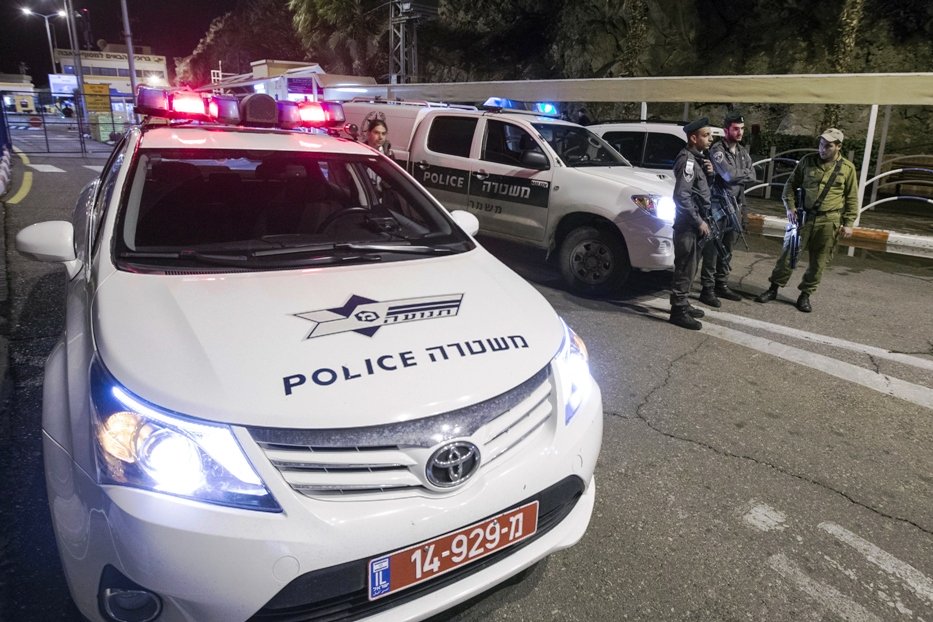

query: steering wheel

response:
[316,206,370,233]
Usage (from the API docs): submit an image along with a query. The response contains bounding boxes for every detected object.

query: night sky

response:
[0,0,236,84]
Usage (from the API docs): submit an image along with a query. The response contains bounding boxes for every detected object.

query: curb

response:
[746,213,933,260]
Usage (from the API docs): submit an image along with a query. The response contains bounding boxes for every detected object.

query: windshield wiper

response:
[249,242,454,258]
[120,249,250,265]
[336,243,455,255]
[120,248,383,266]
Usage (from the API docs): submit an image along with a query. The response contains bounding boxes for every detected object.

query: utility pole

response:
[389,1,417,84]
[63,0,87,151]
[120,0,138,97]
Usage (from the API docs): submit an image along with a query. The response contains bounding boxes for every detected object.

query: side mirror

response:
[16,221,76,262]
[450,210,480,236]
[521,150,549,170]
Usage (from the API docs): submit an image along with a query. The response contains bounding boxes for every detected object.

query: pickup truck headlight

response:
[631,194,675,223]
[90,359,280,512]
[552,320,593,424]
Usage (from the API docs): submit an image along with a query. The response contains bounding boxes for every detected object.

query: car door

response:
[409,114,477,211]
[467,118,553,242]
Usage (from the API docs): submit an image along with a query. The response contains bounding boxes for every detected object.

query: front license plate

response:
[367,501,539,600]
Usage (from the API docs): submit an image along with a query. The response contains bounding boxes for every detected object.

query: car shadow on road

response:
[476,234,671,303]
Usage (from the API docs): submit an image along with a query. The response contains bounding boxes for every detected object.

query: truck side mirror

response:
[521,150,549,170]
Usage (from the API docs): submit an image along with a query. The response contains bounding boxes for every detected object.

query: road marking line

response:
[819,522,933,605]
[26,164,66,173]
[703,322,933,410]
[631,300,933,410]
[743,502,787,532]
[6,171,32,205]
[768,553,881,621]
[84,165,104,173]
[642,297,933,373]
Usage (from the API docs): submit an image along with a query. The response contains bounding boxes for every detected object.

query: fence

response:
[0,89,133,155]
[746,146,932,216]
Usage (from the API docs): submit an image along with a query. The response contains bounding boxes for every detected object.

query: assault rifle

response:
[719,189,749,251]
[693,190,732,270]
[783,187,806,268]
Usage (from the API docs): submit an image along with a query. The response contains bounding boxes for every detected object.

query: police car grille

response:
[478,377,553,465]
[249,367,553,497]
[260,446,421,495]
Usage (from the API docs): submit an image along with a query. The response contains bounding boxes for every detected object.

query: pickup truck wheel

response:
[559,226,631,296]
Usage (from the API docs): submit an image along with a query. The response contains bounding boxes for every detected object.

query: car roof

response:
[137,124,376,154]
[589,121,726,136]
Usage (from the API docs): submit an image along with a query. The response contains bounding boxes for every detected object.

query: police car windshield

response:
[532,124,631,167]
[114,149,474,271]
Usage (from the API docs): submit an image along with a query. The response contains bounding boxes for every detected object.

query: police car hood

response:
[93,249,563,429]
[572,166,675,193]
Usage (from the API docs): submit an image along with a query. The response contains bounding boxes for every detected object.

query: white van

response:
[344,100,677,296]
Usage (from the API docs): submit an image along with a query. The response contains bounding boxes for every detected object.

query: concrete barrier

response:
[746,212,933,260]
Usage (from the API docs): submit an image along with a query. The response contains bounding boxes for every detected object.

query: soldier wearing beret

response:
[669,117,714,330]
[755,128,858,312]
[699,111,756,307]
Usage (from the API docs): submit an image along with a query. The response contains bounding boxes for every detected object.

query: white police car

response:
[589,120,725,177]
[15,88,603,622]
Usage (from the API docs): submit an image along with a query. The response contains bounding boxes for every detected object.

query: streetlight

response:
[21,7,67,74]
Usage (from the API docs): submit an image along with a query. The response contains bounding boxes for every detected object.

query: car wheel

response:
[558,225,631,296]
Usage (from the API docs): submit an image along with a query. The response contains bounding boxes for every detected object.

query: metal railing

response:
[1,89,132,155]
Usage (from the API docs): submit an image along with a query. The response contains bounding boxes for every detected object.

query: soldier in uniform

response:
[669,117,714,330]
[699,111,756,307]
[754,128,858,312]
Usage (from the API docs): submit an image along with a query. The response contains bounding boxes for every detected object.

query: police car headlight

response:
[631,194,676,223]
[552,320,593,424]
[90,359,280,512]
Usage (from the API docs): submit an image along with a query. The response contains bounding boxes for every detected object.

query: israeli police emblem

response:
[683,159,695,182]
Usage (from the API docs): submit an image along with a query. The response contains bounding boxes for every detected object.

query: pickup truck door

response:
[468,118,553,242]
[408,114,477,211]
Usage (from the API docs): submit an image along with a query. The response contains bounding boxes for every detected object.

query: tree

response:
[176,0,305,88]
[822,0,865,128]
[288,0,388,77]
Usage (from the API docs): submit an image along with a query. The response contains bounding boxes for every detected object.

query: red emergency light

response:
[135,86,344,132]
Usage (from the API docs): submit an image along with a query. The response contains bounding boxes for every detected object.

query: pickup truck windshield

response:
[532,123,631,168]
[114,149,474,272]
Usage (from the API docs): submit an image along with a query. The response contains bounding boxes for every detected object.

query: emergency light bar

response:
[135,86,345,131]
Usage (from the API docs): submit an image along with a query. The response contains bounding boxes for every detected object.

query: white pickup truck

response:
[343,100,676,296]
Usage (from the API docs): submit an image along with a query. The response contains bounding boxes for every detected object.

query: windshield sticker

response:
[295,294,463,339]
[282,334,529,396]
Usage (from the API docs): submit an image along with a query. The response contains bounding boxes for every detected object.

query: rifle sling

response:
[809,159,843,212]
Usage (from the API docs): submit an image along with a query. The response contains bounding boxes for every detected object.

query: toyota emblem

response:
[426,441,480,488]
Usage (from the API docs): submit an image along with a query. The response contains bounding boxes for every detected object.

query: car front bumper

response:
[45,385,603,622]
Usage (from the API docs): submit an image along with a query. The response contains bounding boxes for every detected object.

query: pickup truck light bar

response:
[135,86,345,131]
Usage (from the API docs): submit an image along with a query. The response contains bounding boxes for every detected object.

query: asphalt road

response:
[2,155,932,622]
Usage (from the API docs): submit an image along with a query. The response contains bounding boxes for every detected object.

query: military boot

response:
[699,288,721,308]
[796,293,812,312]
[686,305,705,319]
[670,306,702,330]
[715,284,742,301]
[754,284,779,303]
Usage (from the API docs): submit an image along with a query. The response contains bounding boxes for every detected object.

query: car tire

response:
[558,225,631,296]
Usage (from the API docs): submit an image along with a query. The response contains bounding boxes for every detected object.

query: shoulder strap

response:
[812,159,843,210]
